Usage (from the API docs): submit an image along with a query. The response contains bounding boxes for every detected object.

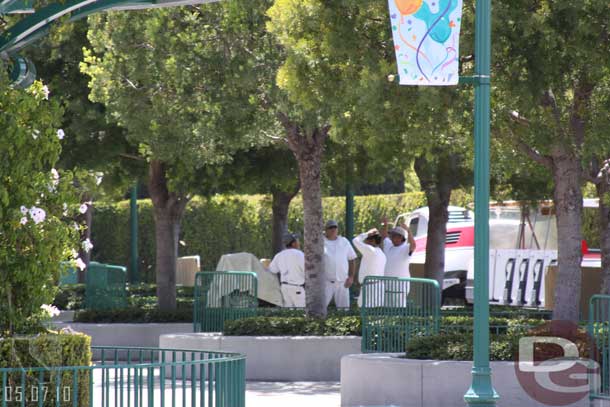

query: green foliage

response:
[0,333,91,406]
[54,284,194,311]
[223,315,361,336]
[0,77,83,335]
[405,333,519,361]
[74,308,192,323]
[90,191,472,281]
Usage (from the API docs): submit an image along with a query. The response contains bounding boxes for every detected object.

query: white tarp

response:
[388,0,463,86]
[215,252,282,306]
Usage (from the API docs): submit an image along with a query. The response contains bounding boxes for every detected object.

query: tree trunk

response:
[280,114,329,318]
[596,179,610,294]
[414,155,455,290]
[552,151,583,322]
[271,183,300,255]
[77,193,93,284]
[148,160,189,310]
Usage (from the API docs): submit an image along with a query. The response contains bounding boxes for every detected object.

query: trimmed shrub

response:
[91,191,474,282]
[223,315,361,336]
[0,332,91,406]
[74,308,192,323]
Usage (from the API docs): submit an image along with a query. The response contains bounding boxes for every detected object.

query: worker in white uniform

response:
[323,219,357,309]
[268,232,305,307]
[381,220,417,306]
[352,228,386,307]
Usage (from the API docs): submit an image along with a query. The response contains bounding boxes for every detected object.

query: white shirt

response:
[383,237,411,278]
[268,248,305,285]
[324,236,357,282]
[352,233,386,283]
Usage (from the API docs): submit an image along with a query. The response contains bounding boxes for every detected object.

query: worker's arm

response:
[345,259,356,288]
[402,222,417,255]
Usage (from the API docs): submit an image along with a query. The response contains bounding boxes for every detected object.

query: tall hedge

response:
[91,191,473,282]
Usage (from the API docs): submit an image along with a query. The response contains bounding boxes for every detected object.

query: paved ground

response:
[246,382,341,407]
[88,369,341,406]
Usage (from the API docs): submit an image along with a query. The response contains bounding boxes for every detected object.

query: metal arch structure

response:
[0,0,221,87]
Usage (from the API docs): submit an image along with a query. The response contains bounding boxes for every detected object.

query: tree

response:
[493,0,610,321]
[267,0,476,290]
[83,6,269,309]
[0,78,82,335]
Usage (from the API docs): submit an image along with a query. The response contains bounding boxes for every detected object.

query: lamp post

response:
[464,0,498,405]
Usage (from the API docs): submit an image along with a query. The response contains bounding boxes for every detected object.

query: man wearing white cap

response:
[323,219,357,309]
[381,220,416,278]
[268,232,305,307]
[352,228,387,307]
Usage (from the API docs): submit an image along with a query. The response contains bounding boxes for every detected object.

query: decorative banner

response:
[388,0,463,86]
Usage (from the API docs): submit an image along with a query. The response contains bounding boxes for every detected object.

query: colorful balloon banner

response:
[388,0,463,86]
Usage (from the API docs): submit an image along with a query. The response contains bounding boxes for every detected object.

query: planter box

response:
[53,322,193,360]
[159,333,361,381]
[341,354,595,407]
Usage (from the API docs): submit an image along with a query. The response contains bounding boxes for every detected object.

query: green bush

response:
[53,284,194,311]
[223,316,361,336]
[91,191,477,282]
[0,332,91,406]
[74,307,192,323]
[406,333,520,361]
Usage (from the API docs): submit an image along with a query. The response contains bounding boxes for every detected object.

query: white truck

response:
[395,200,600,307]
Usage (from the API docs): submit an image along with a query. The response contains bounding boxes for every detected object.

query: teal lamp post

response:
[464,0,498,405]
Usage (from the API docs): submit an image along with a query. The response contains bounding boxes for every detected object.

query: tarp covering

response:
[216,252,282,306]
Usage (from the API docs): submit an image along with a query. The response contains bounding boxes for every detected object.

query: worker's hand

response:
[366,228,379,237]
[344,276,354,288]
[381,216,388,226]
[400,222,409,231]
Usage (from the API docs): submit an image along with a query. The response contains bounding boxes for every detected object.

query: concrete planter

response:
[159,333,361,381]
[341,353,592,407]
[53,322,193,359]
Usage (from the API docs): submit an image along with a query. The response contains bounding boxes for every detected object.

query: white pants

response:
[324,280,350,308]
[281,284,306,308]
[358,281,385,308]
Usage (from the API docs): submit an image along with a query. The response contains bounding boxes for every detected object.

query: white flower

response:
[20,206,27,215]
[32,129,40,140]
[72,222,80,231]
[79,203,89,214]
[42,85,50,100]
[51,168,59,182]
[81,238,94,253]
[62,203,68,216]
[20,217,28,225]
[40,304,60,317]
[71,249,79,259]
[75,257,86,271]
[56,129,65,140]
[95,172,104,186]
[29,206,46,224]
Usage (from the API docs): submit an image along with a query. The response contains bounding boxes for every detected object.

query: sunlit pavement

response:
[246,382,340,407]
[89,370,340,406]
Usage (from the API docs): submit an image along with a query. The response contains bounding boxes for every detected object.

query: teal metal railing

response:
[589,295,610,401]
[361,276,441,353]
[0,346,245,407]
[194,271,258,333]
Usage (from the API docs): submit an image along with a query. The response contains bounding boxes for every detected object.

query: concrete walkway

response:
[246,382,340,407]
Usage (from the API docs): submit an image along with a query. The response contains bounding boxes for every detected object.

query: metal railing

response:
[361,276,441,353]
[0,346,245,407]
[193,272,258,333]
[589,295,610,401]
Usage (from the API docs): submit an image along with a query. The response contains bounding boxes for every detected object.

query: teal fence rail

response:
[361,276,441,353]
[194,272,258,333]
[589,294,610,401]
[0,346,245,407]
